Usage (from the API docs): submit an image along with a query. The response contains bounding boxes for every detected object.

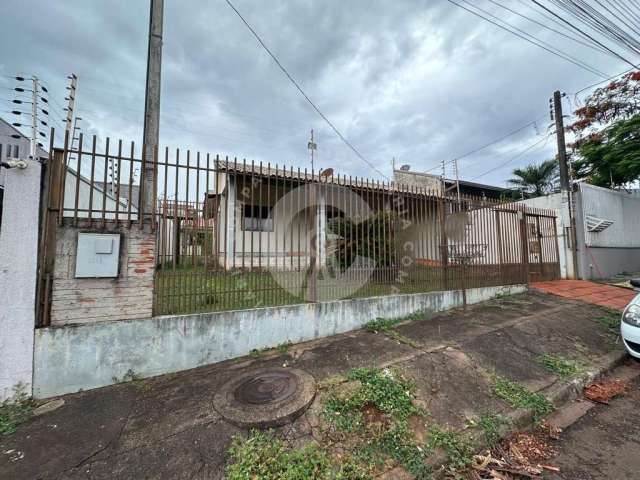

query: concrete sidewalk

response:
[533,279,636,311]
[0,290,626,479]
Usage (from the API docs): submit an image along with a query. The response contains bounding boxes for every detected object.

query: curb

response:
[502,349,628,437]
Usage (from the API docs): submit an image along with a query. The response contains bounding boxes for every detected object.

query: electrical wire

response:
[485,0,616,56]
[446,0,609,78]
[531,1,640,69]
[224,0,388,179]
[422,114,548,173]
[470,134,551,181]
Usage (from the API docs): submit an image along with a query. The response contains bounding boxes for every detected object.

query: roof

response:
[214,160,444,196]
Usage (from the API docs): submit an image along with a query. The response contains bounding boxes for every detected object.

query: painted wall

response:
[50,222,155,325]
[575,185,640,279]
[0,160,40,401]
[33,283,526,398]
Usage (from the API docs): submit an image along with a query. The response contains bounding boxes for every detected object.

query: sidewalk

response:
[533,279,636,311]
[0,290,626,479]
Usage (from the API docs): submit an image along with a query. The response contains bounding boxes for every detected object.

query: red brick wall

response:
[50,222,155,325]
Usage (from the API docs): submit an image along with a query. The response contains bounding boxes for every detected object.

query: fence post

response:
[0,157,42,401]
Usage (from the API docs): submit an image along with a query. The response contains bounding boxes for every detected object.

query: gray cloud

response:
[0,0,629,186]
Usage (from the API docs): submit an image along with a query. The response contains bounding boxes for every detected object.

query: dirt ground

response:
[0,291,627,479]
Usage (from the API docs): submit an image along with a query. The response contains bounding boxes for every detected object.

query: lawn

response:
[153,262,519,315]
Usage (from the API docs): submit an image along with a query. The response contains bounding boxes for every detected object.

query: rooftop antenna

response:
[308,129,317,171]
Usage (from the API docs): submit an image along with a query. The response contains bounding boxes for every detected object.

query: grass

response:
[595,308,621,334]
[154,263,518,315]
[0,384,34,436]
[364,312,426,348]
[472,411,506,447]
[538,354,585,378]
[427,425,475,474]
[249,341,293,359]
[492,377,553,423]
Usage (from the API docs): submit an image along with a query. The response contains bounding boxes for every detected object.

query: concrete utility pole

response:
[553,90,570,198]
[552,90,579,279]
[142,0,164,216]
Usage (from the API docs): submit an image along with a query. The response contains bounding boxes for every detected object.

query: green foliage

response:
[595,309,621,334]
[328,211,397,270]
[568,71,640,187]
[538,354,584,378]
[573,115,640,187]
[507,159,559,198]
[365,314,423,348]
[376,423,432,479]
[492,377,553,422]
[226,430,332,479]
[0,384,34,436]
[474,411,506,447]
[427,426,474,474]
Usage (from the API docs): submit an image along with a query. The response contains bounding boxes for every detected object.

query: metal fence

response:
[46,130,561,316]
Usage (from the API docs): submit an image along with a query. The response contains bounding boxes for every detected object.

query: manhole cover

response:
[213,367,316,428]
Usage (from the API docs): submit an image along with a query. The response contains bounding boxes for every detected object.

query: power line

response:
[446,0,609,78]
[485,0,616,57]
[470,134,551,181]
[423,114,547,173]
[223,0,387,179]
[531,1,640,69]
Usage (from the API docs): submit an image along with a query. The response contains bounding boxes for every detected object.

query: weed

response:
[492,377,553,422]
[226,429,373,480]
[0,384,34,436]
[112,369,140,384]
[427,425,474,474]
[226,430,330,479]
[248,348,263,359]
[474,411,506,447]
[595,309,620,334]
[376,423,432,479]
[365,317,421,348]
[276,341,293,354]
[538,354,584,378]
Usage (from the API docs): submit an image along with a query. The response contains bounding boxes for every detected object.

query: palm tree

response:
[508,159,559,198]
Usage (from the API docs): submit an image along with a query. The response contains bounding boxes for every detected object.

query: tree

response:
[507,159,559,197]
[572,115,640,187]
[568,71,640,187]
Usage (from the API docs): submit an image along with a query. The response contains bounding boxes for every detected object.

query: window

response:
[13,145,19,158]
[242,204,273,231]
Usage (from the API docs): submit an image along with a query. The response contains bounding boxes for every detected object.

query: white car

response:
[621,279,640,358]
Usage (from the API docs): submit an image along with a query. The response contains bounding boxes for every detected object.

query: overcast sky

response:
[0,0,630,187]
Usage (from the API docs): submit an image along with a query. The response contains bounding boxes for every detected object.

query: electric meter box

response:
[75,233,121,278]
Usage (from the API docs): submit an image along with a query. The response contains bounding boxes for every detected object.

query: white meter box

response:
[75,233,121,278]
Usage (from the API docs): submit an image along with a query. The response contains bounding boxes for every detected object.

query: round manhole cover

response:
[213,367,316,428]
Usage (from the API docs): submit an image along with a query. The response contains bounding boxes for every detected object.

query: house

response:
[0,117,48,228]
[519,183,640,280]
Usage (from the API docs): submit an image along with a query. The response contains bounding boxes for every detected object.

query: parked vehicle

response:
[621,279,640,358]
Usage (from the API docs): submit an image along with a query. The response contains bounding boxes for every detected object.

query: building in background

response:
[0,117,48,230]
[520,183,640,280]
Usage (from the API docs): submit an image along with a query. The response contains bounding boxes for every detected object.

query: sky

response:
[0,0,631,188]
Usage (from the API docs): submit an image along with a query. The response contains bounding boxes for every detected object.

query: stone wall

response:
[50,221,155,325]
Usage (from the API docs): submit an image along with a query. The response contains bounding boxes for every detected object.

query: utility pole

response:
[308,129,317,171]
[553,91,570,198]
[552,90,579,279]
[30,77,39,159]
[142,0,164,216]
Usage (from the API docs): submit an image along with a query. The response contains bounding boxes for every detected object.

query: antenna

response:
[64,74,78,139]
[308,129,317,171]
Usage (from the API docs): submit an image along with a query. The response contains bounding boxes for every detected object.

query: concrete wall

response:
[33,283,526,398]
[574,186,640,279]
[50,222,155,325]
[0,160,41,401]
